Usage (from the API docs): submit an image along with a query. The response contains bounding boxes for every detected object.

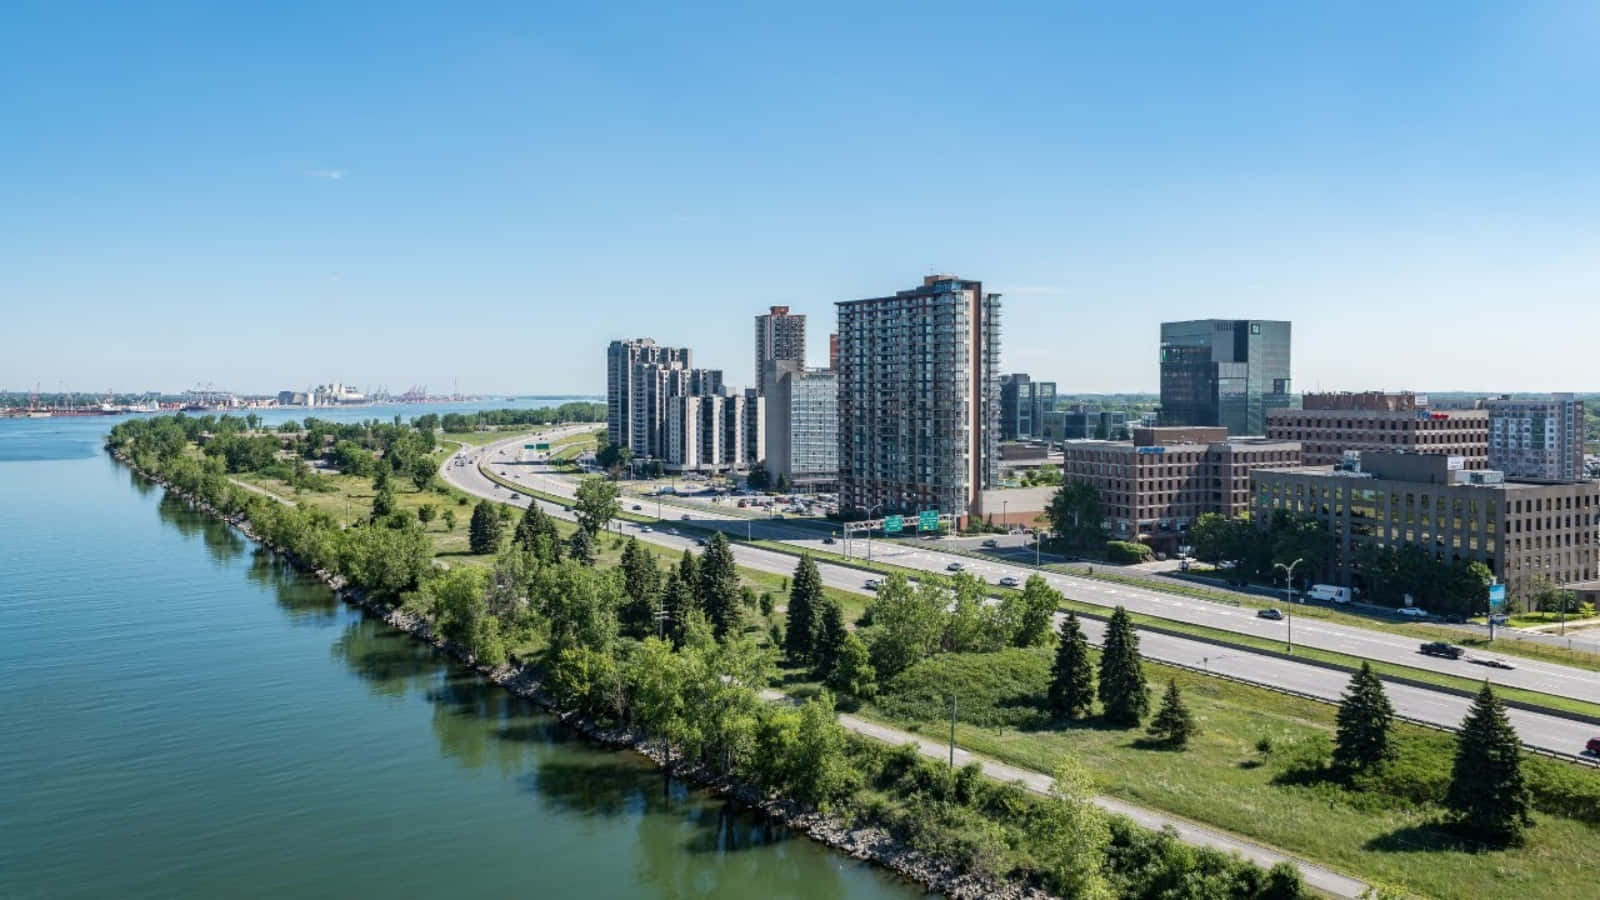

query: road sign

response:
[918,510,939,531]
[883,515,904,533]
[1488,583,1507,611]
[535,442,551,451]
[523,444,536,450]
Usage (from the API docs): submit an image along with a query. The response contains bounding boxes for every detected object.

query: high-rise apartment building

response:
[607,338,692,455]
[1252,451,1599,603]
[1159,319,1291,436]
[666,393,754,472]
[828,333,839,371]
[754,306,806,396]
[1486,394,1586,482]
[998,373,1056,441]
[765,362,838,487]
[1266,392,1489,468]
[836,275,1001,519]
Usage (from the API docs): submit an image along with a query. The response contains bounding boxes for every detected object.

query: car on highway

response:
[1489,614,1510,625]
[667,528,679,535]
[680,514,690,521]
[945,562,964,572]
[639,525,652,532]
[1587,737,1600,756]
[1257,608,1284,621]
[695,537,708,547]
[864,579,880,591]
[1397,606,1429,618]
[1419,641,1464,659]
[981,538,999,548]
[822,536,836,544]
[1470,656,1517,670]
[632,504,642,511]
[997,575,1020,588]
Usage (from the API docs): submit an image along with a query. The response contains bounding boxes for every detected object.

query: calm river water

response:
[0,408,920,899]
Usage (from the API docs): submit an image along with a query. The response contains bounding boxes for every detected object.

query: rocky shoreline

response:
[112,450,1054,900]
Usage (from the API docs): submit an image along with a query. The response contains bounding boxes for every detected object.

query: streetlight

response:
[1274,557,1303,653]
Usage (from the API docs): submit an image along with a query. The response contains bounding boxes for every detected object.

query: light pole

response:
[1002,499,1009,534]
[1274,557,1303,654]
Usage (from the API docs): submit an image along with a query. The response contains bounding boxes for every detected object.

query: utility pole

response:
[1274,557,1303,654]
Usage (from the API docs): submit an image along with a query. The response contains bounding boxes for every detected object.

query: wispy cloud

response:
[306,169,346,180]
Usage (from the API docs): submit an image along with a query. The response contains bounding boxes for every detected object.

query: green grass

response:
[742,539,1600,721]
[861,648,1600,900]
[441,429,520,446]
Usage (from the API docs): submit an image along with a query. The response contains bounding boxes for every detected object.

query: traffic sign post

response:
[918,510,939,533]
[884,515,904,534]
[1488,583,1506,640]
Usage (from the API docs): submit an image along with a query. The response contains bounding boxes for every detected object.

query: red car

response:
[1587,737,1600,756]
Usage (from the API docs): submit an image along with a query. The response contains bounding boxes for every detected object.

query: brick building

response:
[1265,392,1488,468]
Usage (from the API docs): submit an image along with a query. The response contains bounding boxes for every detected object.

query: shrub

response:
[1105,540,1154,564]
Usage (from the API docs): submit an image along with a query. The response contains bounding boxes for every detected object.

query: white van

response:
[1305,584,1351,605]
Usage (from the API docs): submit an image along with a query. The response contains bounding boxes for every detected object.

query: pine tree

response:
[826,631,877,699]
[1333,662,1395,773]
[1146,679,1196,749]
[468,499,503,555]
[784,554,823,664]
[812,598,847,681]
[1097,606,1148,726]
[660,570,696,645]
[370,484,397,519]
[1048,612,1095,719]
[1446,683,1532,845]
[697,532,742,639]
[677,549,698,593]
[619,537,661,638]
[512,502,562,564]
[566,526,595,565]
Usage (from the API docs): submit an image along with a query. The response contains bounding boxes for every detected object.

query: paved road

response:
[442,434,1600,760]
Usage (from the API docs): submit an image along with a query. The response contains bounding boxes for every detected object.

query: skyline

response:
[5,3,1600,394]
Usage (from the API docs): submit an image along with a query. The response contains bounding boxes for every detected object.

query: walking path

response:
[227,477,294,506]
[759,690,1367,899]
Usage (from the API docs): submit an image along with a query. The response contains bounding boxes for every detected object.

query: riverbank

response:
[111,448,1051,900]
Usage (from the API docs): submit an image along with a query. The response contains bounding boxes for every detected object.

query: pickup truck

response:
[1419,641,1464,659]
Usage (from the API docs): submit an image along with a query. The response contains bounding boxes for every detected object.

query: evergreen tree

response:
[373,465,390,492]
[784,554,823,664]
[660,569,696,644]
[696,532,742,639]
[619,537,661,638]
[1446,683,1532,845]
[1048,612,1095,719]
[1097,606,1148,726]
[1333,662,1395,773]
[825,631,877,699]
[468,499,503,555]
[677,549,698,593]
[812,598,847,681]
[511,503,563,564]
[566,526,595,565]
[1146,679,1196,749]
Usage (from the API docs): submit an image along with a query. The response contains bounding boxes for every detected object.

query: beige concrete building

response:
[1251,451,1600,604]
[1265,392,1488,468]
[1062,426,1302,553]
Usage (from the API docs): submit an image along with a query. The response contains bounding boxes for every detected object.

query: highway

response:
[443,432,1600,760]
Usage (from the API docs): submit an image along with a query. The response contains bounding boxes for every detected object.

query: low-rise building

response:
[1251,451,1600,604]
[1265,391,1488,468]
[1043,403,1128,441]
[1062,426,1302,553]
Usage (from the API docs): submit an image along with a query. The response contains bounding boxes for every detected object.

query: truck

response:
[1304,584,1352,605]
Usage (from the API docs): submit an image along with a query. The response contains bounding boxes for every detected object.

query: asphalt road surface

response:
[442,433,1600,761]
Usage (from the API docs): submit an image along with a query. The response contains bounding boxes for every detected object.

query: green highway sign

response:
[523,444,536,450]
[918,510,939,531]
[883,515,904,533]
[535,442,551,451]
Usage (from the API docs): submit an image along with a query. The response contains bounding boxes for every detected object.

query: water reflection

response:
[245,550,340,625]
[327,613,886,899]
[155,493,247,563]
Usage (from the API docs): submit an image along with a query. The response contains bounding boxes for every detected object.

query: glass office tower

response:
[1159,319,1290,436]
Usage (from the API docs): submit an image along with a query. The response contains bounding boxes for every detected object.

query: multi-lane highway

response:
[442,432,1600,760]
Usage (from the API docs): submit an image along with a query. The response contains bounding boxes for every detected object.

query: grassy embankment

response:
[740,540,1600,722]
[848,648,1600,900]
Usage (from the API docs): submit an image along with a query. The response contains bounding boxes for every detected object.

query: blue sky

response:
[3,1,1598,396]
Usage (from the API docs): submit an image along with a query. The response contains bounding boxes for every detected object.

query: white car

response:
[864,579,880,591]
[998,575,1020,588]
[1397,606,1429,618]
[946,562,964,572]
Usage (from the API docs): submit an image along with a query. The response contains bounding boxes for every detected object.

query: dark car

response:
[632,504,642,511]
[1257,608,1284,620]
[1420,641,1465,659]
[822,536,836,545]
[1442,613,1466,624]
[1587,737,1600,756]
